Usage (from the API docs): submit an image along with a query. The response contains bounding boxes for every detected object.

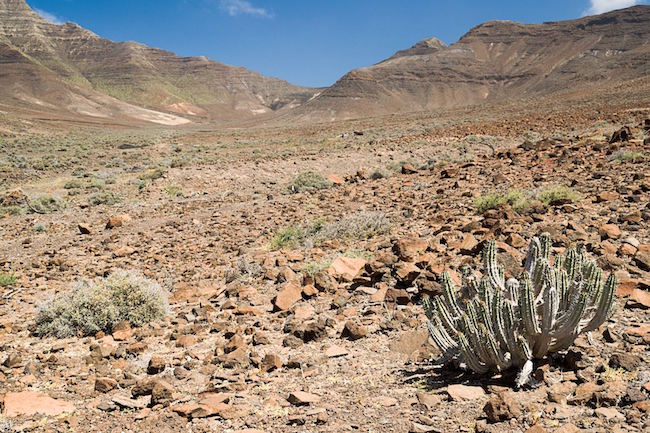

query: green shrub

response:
[35,270,168,338]
[610,150,647,163]
[28,195,65,214]
[270,226,304,250]
[166,185,184,198]
[33,224,46,232]
[271,212,391,250]
[0,205,22,216]
[313,211,391,241]
[64,179,83,190]
[139,167,167,181]
[370,169,389,180]
[474,190,524,214]
[89,192,121,206]
[0,272,17,287]
[287,171,332,194]
[537,186,580,206]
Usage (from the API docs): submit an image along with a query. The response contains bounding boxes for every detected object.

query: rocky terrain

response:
[1,83,649,432]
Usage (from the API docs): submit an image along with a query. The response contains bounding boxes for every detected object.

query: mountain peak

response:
[384,37,447,62]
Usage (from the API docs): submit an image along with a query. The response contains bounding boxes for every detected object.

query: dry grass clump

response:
[287,171,332,194]
[35,270,168,338]
[270,211,391,250]
[28,195,65,214]
[474,190,525,214]
[537,185,580,205]
[0,272,16,287]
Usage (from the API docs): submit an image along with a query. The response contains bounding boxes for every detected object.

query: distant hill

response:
[0,0,317,125]
[294,6,650,121]
[0,1,648,126]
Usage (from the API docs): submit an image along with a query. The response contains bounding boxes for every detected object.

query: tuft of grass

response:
[34,270,168,338]
[270,212,391,250]
[64,179,83,190]
[474,190,524,214]
[313,211,391,241]
[370,169,389,180]
[89,192,121,206]
[139,167,167,181]
[33,224,46,233]
[166,185,184,198]
[537,186,580,206]
[270,226,304,250]
[0,272,17,287]
[301,259,333,277]
[28,195,65,214]
[610,150,647,163]
[287,171,332,194]
[0,205,22,217]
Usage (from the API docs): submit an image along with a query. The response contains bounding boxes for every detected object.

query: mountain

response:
[296,6,650,121]
[0,0,317,125]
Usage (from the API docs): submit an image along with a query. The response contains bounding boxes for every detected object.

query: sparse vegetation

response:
[35,270,168,338]
[0,272,17,287]
[270,211,391,250]
[139,167,167,181]
[166,185,184,198]
[33,224,46,232]
[424,234,617,386]
[0,205,22,216]
[610,150,647,163]
[28,195,65,214]
[270,226,304,250]
[537,185,580,205]
[474,190,525,214]
[89,192,120,206]
[287,171,332,193]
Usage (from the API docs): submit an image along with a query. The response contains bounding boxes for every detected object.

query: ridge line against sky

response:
[27,0,648,87]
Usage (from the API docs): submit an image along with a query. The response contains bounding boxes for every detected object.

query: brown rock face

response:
[0,0,316,125]
[3,391,75,417]
[294,6,650,121]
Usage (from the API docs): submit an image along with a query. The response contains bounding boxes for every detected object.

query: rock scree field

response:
[0,1,650,433]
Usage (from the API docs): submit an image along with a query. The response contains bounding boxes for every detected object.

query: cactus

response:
[424,233,617,386]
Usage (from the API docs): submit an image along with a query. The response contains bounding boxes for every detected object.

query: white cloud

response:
[34,7,64,24]
[219,0,271,17]
[585,0,640,15]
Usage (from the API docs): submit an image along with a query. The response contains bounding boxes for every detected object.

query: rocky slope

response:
[0,0,317,125]
[296,6,650,121]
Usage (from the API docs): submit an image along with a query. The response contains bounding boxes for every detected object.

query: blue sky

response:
[26,0,647,87]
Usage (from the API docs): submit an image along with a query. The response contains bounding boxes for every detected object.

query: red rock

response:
[106,214,131,229]
[327,256,367,282]
[483,392,521,423]
[78,223,91,234]
[325,345,349,358]
[3,391,75,417]
[459,233,479,255]
[261,353,283,372]
[525,426,548,433]
[617,278,641,297]
[341,321,367,340]
[176,335,197,348]
[505,233,526,248]
[627,289,650,309]
[273,281,303,311]
[151,380,174,406]
[599,224,621,240]
[288,391,321,406]
[327,174,345,185]
[95,376,118,393]
[446,384,485,401]
[170,403,225,419]
[393,237,428,262]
